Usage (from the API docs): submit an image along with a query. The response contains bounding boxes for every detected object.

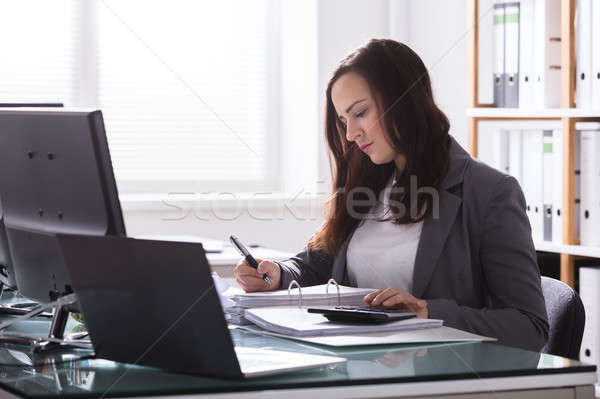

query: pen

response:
[229,235,272,286]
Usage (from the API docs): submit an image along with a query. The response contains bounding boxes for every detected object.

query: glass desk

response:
[0,291,595,399]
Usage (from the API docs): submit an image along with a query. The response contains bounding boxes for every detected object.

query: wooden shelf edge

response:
[535,241,600,259]
[467,108,600,118]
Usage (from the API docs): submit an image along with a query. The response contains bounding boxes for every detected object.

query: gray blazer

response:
[277,136,549,352]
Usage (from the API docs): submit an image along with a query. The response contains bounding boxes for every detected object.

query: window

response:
[0,0,278,194]
[0,1,77,105]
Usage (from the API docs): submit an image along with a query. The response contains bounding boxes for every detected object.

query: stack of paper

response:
[225,312,253,326]
[241,325,495,347]
[244,307,443,337]
[231,284,375,307]
[223,284,375,325]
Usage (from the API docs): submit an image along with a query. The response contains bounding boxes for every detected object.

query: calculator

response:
[307,306,417,324]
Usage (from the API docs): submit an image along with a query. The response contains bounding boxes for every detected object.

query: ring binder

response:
[286,279,343,308]
[326,278,341,306]
[227,282,375,325]
[287,280,303,308]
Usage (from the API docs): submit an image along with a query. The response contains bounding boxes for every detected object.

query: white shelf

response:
[467,108,600,118]
[534,241,600,258]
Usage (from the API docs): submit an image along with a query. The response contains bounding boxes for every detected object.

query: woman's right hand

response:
[233,258,281,292]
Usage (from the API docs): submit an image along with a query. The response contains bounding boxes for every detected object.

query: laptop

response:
[56,234,345,378]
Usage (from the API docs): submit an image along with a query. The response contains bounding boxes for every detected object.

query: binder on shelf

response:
[522,129,544,241]
[579,123,600,246]
[508,129,523,184]
[518,0,535,108]
[504,2,520,107]
[533,0,561,109]
[579,267,600,378]
[576,0,593,109]
[592,0,600,109]
[575,130,582,239]
[492,130,510,174]
[493,2,506,107]
[550,129,563,244]
[542,131,554,242]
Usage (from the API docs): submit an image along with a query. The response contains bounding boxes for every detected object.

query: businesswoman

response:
[234,38,548,351]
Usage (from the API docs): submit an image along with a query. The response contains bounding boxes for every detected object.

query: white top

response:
[346,173,424,292]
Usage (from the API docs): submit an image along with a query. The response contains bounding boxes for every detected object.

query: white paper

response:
[241,325,496,347]
[244,307,442,337]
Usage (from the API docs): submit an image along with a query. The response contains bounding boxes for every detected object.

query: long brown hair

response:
[308,38,451,256]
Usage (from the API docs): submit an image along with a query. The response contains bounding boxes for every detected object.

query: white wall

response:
[398,0,468,147]
[316,0,390,188]
[279,0,319,195]
[123,0,473,252]
[122,196,324,253]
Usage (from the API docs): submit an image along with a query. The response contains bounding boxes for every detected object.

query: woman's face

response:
[331,72,400,166]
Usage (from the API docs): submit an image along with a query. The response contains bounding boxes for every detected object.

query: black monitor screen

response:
[0,109,125,302]
[0,103,64,290]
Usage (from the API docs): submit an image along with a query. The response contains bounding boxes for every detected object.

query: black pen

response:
[230,235,272,286]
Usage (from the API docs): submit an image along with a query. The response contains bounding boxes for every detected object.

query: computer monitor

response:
[0,108,125,304]
[0,109,125,349]
[0,103,63,108]
[0,203,16,290]
[0,103,64,292]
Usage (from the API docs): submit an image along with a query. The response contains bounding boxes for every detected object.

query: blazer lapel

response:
[334,136,470,293]
[411,190,462,298]
[332,232,353,285]
[412,136,469,298]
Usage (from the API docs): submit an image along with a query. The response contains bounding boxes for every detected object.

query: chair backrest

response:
[541,276,585,359]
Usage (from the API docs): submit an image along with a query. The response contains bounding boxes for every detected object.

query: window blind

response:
[96,0,270,192]
[0,0,76,105]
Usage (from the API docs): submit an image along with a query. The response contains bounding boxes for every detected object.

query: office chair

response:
[541,276,585,360]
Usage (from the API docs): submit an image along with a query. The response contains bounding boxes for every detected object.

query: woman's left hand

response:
[364,288,429,318]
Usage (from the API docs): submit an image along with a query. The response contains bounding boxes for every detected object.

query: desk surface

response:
[0,293,595,399]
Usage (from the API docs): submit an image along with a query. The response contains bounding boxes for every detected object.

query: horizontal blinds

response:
[0,0,76,105]
[97,0,268,185]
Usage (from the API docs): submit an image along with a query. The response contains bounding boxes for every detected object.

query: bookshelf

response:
[467,107,600,118]
[534,241,600,258]
[466,0,600,287]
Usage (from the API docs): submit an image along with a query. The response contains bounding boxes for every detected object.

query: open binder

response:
[224,279,373,325]
[241,279,443,337]
[228,279,374,307]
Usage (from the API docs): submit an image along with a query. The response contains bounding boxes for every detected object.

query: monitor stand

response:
[0,295,92,353]
[31,303,90,353]
[0,284,53,318]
